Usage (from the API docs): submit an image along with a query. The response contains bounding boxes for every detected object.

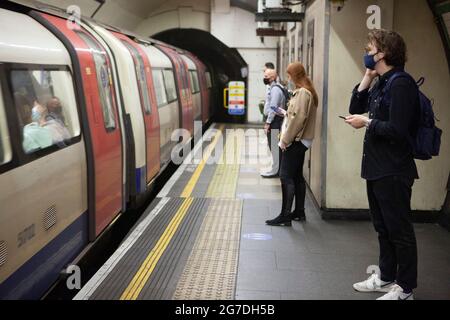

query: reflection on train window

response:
[205,72,212,89]
[76,31,117,131]
[189,70,200,94]
[122,40,152,115]
[152,69,168,107]
[162,69,177,103]
[0,91,12,165]
[9,68,81,154]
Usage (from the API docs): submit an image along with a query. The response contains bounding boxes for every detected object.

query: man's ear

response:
[376,52,385,61]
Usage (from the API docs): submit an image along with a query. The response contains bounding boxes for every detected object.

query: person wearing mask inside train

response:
[43,96,71,146]
[266,62,318,226]
[15,93,52,154]
[261,68,285,178]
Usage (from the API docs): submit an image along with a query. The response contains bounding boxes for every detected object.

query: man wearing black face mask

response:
[262,68,285,178]
[345,30,420,300]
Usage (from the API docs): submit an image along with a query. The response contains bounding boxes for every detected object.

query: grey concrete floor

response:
[236,191,450,300]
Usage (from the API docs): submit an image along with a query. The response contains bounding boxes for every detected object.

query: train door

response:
[35,13,124,238]
[156,45,194,135]
[186,53,210,124]
[113,33,160,183]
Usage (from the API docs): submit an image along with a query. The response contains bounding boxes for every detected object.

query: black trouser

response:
[367,176,418,292]
[267,116,283,174]
[279,141,307,215]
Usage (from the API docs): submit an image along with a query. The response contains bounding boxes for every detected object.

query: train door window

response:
[189,71,200,94]
[205,72,212,89]
[162,69,177,103]
[76,31,117,131]
[152,69,168,107]
[0,90,12,165]
[122,40,152,115]
[9,67,80,154]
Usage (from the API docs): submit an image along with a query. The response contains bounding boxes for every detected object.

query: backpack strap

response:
[381,71,417,104]
[272,84,289,106]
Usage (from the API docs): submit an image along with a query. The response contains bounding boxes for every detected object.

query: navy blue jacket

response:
[349,68,420,181]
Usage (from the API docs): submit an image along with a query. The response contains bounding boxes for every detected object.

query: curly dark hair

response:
[367,29,407,67]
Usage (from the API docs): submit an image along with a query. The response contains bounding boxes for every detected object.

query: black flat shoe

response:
[287,211,306,222]
[266,214,292,227]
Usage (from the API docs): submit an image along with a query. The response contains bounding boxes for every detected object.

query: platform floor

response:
[74,123,450,300]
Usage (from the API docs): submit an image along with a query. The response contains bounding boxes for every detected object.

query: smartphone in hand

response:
[339,116,347,120]
[271,106,287,115]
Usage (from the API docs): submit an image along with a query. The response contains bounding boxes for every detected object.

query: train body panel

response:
[37,13,124,237]
[186,53,212,124]
[0,9,70,66]
[156,45,194,137]
[0,9,88,299]
[87,22,147,195]
[112,32,161,184]
[140,44,180,167]
[181,55,202,126]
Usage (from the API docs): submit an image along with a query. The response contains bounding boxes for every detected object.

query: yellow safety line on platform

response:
[120,197,193,300]
[180,124,225,198]
[119,125,224,300]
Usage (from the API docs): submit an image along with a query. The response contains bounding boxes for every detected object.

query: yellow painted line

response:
[119,125,225,300]
[120,197,194,300]
[180,124,225,198]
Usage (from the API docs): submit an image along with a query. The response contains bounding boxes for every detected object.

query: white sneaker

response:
[377,284,414,300]
[353,273,396,293]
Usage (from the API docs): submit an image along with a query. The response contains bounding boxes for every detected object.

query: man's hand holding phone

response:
[271,106,287,117]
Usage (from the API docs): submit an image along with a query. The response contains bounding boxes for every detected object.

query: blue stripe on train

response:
[0,212,88,300]
[135,166,146,194]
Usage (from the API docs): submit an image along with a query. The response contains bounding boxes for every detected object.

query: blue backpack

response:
[382,72,442,161]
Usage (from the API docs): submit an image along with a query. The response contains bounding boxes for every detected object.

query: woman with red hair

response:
[266,62,318,227]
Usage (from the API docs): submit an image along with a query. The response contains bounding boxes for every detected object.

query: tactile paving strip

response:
[173,198,242,300]
[205,131,244,199]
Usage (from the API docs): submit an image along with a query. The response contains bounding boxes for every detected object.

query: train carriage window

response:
[0,90,12,165]
[162,69,177,103]
[189,70,200,94]
[205,72,212,89]
[76,31,117,131]
[121,40,152,115]
[152,69,168,107]
[9,67,81,154]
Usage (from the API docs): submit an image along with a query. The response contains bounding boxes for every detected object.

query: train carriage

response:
[0,2,213,300]
[0,8,89,299]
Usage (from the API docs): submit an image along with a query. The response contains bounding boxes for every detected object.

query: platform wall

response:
[325,0,450,212]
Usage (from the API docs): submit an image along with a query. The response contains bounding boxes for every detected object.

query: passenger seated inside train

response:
[15,93,52,154]
[43,96,71,146]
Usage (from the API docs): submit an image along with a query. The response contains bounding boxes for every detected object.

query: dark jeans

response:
[279,141,307,214]
[367,176,418,292]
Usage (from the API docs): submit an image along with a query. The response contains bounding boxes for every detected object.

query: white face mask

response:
[287,79,295,91]
[31,106,42,123]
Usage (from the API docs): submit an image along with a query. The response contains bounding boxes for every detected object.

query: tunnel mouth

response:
[153,28,248,124]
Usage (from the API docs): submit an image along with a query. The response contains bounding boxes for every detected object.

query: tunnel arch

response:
[153,28,249,124]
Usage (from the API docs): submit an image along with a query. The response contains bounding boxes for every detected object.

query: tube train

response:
[0,2,213,299]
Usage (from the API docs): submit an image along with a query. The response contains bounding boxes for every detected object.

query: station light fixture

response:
[329,0,346,11]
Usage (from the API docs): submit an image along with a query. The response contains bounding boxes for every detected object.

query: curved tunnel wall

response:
[153,28,249,124]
